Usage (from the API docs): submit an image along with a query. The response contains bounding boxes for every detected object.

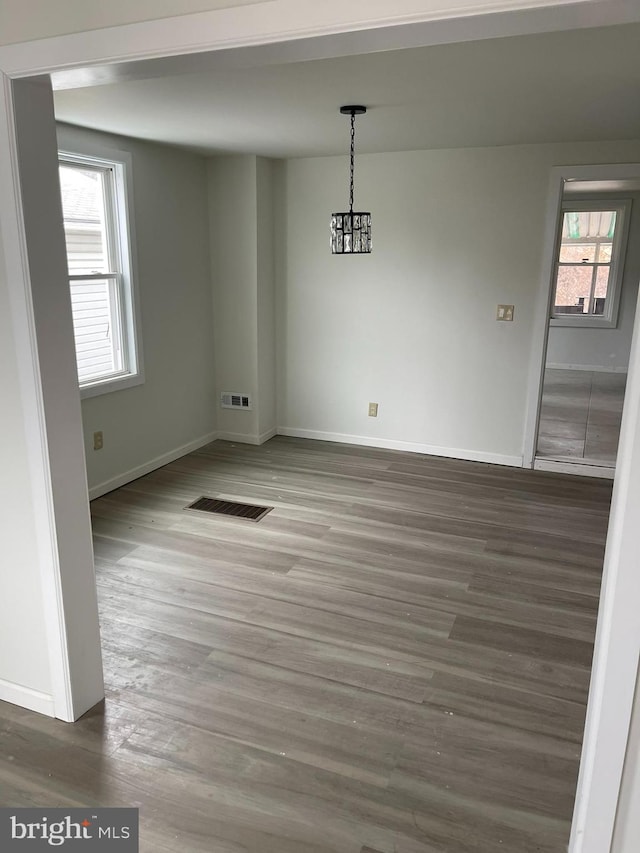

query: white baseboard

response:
[0,678,55,717]
[88,430,219,500]
[547,363,628,374]
[277,427,522,467]
[534,458,615,479]
[217,427,277,446]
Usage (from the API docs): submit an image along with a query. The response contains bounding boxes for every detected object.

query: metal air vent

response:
[220,392,252,410]
[185,496,272,522]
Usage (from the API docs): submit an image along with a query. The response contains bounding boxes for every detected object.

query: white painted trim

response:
[259,427,278,444]
[2,0,638,79]
[277,427,522,467]
[546,363,628,373]
[523,163,640,469]
[57,129,145,399]
[525,168,640,853]
[0,679,55,718]
[79,371,144,399]
[533,459,615,479]
[0,5,637,853]
[88,431,218,499]
[569,280,640,853]
[522,166,564,468]
[0,75,75,723]
[550,197,632,330]
[216,432,259,445]
[216,427,277,446]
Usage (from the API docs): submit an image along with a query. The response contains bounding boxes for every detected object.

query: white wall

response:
[256,157,277,439]
[278,139,640,464]
[57,125,217,497]
[546,191,640,372]
[208,154,277,444]
[208,155,259,440]
[613,664,640,852]
[0,237,52,702]
[571,271,640,851]
[5,78,103,720]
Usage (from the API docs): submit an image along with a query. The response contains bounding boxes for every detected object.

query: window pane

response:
[562,210,616,239]
[593,265,610,314]
[597,243,613,263]
[69,277,123,382]
[59,165,110,275]
[559,243,597,263]
[554,265,593,314]
[554,204,627,324]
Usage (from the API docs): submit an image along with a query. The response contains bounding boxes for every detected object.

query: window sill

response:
[79,371,144,400]
[550,316,617,330]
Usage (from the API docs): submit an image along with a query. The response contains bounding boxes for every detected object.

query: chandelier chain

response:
[349,110,355,214]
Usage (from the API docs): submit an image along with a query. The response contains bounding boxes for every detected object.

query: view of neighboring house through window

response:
[551,200,631,327]
[59,151,141,395]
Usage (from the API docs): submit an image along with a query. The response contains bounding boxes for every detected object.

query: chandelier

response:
[330,105,371,254]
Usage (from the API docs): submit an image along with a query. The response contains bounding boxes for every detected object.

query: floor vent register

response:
[185,496,273,522]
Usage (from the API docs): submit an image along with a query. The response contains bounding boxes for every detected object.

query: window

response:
[551,200,631,328]
[58,150,142,396]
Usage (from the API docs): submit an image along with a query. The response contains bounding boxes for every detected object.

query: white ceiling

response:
[53,22,640,159]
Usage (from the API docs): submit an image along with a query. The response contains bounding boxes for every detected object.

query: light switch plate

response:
[368,402,379,417]
[497,304,514,321]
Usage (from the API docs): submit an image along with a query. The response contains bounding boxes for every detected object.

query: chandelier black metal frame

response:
[330,105,371,254]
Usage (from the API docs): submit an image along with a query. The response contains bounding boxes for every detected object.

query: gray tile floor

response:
[536,369,627,468]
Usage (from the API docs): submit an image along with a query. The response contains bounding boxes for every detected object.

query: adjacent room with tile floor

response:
[536,369,626,468]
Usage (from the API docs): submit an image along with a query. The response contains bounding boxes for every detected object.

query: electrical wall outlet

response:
[93,431,104,451]
[497,304,515,321]
[368,402,379,417]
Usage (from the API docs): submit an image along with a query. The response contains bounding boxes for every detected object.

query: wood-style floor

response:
[0,437,613,852]
[537,368,626,467]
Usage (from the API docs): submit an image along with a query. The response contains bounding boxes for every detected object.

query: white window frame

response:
[59,144,144,398]
[550,198,632,329]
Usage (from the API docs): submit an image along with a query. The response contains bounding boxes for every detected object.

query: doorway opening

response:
[532,175,640,478]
